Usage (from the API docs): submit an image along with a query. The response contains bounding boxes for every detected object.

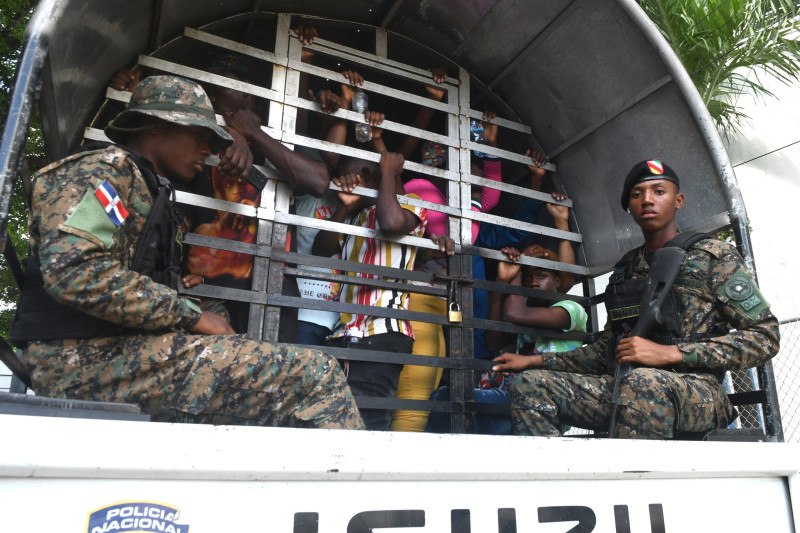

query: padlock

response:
[448,302,463,322]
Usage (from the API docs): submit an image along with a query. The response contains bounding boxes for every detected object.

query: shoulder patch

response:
[721,273,769,319]
[63,179,122,248]
[725,276,754,301]
[94,181,130,226]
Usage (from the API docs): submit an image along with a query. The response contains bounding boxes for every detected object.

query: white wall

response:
[725,79,800,322]
[724,75,800,441]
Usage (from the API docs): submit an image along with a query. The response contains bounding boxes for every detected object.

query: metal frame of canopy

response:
[0,0,782,439]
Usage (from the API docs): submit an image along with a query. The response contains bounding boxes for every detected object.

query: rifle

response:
[607,245,687,437]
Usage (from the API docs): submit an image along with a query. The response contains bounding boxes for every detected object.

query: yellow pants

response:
[391,293,447,432]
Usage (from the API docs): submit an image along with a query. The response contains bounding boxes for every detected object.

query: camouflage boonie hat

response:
[105,75,233,152]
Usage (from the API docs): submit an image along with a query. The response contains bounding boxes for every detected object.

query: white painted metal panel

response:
[0,416,797,532]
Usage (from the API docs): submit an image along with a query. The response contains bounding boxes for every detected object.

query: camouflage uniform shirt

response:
[20,145,363,429]
[544,239,779,381]
[508,238,779,438]
[29,145,202,331]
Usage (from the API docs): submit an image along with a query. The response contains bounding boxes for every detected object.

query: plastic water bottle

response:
[470,119,486,158]
[351,89,373,143]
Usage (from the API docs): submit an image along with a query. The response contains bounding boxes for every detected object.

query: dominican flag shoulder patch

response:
[94,181,130,226]
[647,159,664,175]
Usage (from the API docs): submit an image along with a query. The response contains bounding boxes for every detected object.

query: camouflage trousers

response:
[24,332,364,430]
[508,367,735,439]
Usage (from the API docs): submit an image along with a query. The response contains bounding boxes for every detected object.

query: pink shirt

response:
[403,160,501,244]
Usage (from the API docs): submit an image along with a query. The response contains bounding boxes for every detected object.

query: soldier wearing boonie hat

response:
[9,74,363,431]
[105,75,233,153]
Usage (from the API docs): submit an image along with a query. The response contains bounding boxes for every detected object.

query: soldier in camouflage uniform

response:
[11,75,363,430]
[492,159,780,439]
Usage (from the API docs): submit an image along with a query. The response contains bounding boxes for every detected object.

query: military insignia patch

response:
[725,276,754,301]
[647,159,664,175]
[94,181,129,226]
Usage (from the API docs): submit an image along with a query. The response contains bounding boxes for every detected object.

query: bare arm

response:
[311,176,366,258]
[376,152,420,234]
[546,193,576,291]
[503,291,570,329]
[226,108,330,197]
[320,70,370,169]
[498,249,571,329]
[397,68,447,159]
[485,248,521,352]
[492,352,543,374]
[322,118,348,170]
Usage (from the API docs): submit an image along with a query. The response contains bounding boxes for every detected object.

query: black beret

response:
[620,159,680,210]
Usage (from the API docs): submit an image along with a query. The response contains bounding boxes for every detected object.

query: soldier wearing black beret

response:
[493,159,780,439]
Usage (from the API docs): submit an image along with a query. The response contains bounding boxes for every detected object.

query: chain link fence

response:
[773,317,800,442]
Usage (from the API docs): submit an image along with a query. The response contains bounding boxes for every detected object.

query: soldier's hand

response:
[191,311,236,335]
[492,352,542,375]
[615,336,682,367]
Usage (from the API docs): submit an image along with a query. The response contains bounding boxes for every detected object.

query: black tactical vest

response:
[8,145,184,345]
[603,232,708,368]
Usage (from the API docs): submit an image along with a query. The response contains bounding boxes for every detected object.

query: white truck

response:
[1,1,797,531]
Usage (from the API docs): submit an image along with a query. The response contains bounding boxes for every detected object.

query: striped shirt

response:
[331,196,427,339]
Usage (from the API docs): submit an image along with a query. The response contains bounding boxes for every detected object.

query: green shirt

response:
[516,300,588,354]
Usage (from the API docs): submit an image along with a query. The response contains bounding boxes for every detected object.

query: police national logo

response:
[86,501,190,533]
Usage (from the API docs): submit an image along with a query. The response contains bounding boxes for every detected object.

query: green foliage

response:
[0,0,41,337]
[638,0,800,138]
[0,0,35,110]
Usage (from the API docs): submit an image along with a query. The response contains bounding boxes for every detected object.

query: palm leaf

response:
[638,0,800,137]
